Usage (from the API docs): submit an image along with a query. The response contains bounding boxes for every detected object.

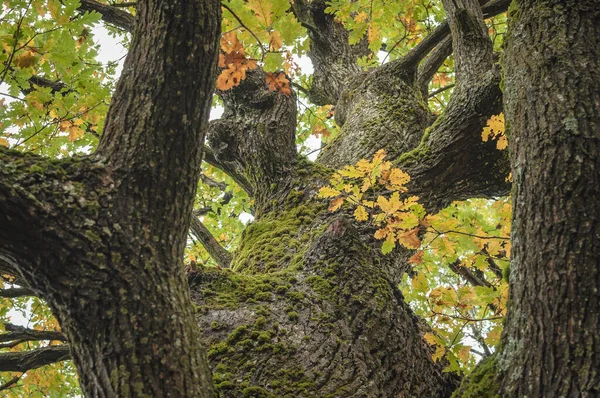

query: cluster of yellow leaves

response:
[318,149,425,253]
[481,113,507,150]
[217,32,258,91]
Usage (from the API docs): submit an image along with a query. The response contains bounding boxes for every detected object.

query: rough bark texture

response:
[0,0,221,396]
[498,1,600,397]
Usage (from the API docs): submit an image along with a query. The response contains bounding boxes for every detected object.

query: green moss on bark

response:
[452,354,500,398]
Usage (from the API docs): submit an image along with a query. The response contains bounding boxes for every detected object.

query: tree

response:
[0,0,597,397]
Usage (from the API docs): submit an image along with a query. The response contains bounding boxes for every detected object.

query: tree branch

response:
[78,0,135,33]
[203,146,253,196]
[0,345,71,372]
[418,37,453,97]
[398,0,510,70]
[0,324,66,345]
[0,374,22,392]
[193,192,234,217]
[189,216,232,268]
[0,287,35,298]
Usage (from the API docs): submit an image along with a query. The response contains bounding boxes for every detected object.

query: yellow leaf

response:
[367,24,381,44]
[0,138,8,147]
[496,135,508,150]
[388,168,411,187]
[372,149,387,164]
[374,228,389,240]
[68,126,85,142]
[432,345,446,363]
[318,186,341,198]
[354,205,368,221]
[268,31,283,51]
[328,197,344,212]
[247,0,273,26]
[73,118,85,126]
[354,11,368,23]
[423,332,437,346]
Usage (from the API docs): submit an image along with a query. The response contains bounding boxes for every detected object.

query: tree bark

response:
[194,1,511,397]
[0,0,221,396]
[498,1,600,396]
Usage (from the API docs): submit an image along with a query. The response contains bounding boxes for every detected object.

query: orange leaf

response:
[266,72,291,95]
[397,227,421,249]
[328,197,344,212]
[408,250,424,265]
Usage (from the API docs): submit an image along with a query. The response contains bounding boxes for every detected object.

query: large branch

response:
[0,345,70,372]
[78,0,135,33]
[401,0,510,69]
[291,0,370,105]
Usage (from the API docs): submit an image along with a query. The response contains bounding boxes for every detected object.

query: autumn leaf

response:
[408,250,424,265]
[328,197,344,212]
[14,50,38,68]
[68,125,85,142]
[266,72,291,95]
[482,113,507,150]
[318,186,341,198]
[387,168,410,188]
[354,205,369,221]
[0,138,9,147]
[397,227,420,249]
[423,332,437,346]
[268,31,283,51]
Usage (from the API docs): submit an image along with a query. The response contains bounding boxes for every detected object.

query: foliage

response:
[318,149,425,254]
[320,146,510,372]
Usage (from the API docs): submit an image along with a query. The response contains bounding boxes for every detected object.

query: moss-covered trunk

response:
[194,1,514,397]
[498,1,600,396]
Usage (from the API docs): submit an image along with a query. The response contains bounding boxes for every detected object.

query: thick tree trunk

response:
[499,1,600,396]
[196,2,511,397]
[0,0,221,396]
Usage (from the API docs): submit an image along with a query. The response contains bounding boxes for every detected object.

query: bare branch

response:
[0,287,35,298]
[0,324,66,344]
[193,192,234,218]
[0,345,70,372]
[0,374,22,392]
[399,0,510,69]
[189,216,232,268]
[203,146,253,195]
[418,37,453,97]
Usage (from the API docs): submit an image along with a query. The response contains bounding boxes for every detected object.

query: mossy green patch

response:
[452,354,500,398]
